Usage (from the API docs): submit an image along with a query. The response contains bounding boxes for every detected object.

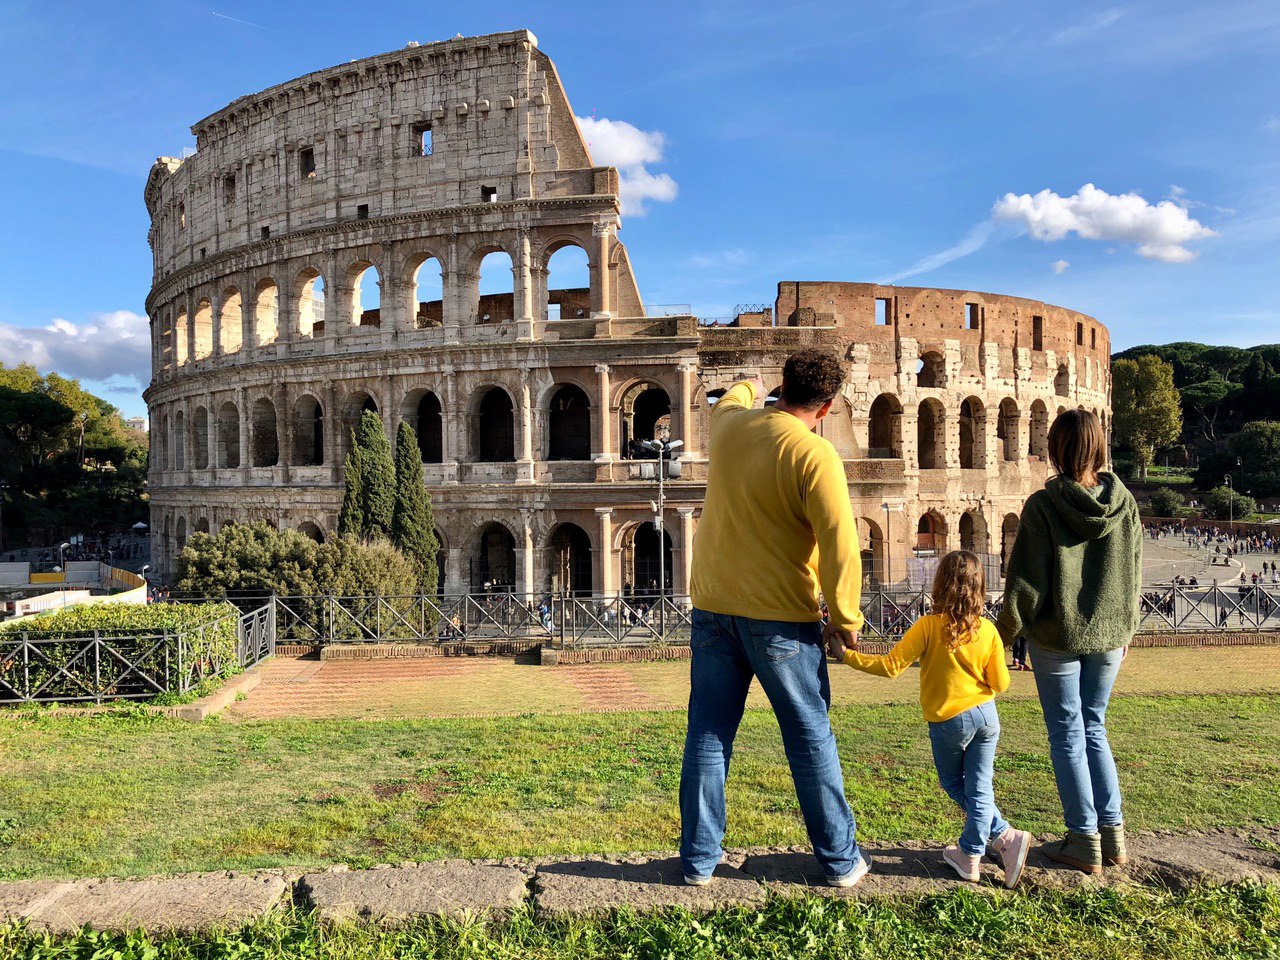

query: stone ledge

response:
[298,862,529,922]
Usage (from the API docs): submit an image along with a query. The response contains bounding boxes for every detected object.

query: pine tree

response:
[392,421,440,592]
[337,410,395,539]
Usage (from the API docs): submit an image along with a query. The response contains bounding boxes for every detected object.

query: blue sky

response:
[1,0,1277,419]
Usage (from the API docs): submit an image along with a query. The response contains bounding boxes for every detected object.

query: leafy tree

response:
[337,411,395,539]
[1202,486,1256,522]
[1181,376,1243,443]
[1112,355,1183,480]
[392,422,440,592]
[1148,487,1185,517]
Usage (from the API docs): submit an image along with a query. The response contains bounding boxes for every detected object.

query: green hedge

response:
[0,602,238,704]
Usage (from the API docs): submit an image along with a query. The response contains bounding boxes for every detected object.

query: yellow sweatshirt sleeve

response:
[802,447,865,633]
[714,380,756,416]
[842,620,926,677]
[984,633,1011,695]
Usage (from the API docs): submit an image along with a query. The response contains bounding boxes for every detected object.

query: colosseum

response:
[143,29,1112,596]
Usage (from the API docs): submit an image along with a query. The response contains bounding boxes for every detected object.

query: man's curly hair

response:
[780,350,846,410]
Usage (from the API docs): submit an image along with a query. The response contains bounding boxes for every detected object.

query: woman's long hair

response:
[931,550,987,649]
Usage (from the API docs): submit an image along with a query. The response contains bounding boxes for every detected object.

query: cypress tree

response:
[338,410,395,539]
[392,421,440,592]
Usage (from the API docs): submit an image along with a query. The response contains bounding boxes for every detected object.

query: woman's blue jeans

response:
[1029,642,1125,834]
[679,609,861,880]
[927,701,1010,856]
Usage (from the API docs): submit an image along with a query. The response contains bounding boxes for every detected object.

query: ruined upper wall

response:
[144,30,609,281]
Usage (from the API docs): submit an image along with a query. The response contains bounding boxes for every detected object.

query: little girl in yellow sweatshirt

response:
[842,550,1031,888]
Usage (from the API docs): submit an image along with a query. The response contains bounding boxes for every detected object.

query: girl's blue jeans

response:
[928,700,1010,856]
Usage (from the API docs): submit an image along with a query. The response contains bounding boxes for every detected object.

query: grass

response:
[1,694,1278,881]
[2,886,1278,959]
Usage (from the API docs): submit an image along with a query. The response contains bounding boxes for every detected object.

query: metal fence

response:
[205,582,1280,651]
[0,606,275,705]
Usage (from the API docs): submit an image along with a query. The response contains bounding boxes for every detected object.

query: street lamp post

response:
[640,438,683,635]
[0,479,8,555]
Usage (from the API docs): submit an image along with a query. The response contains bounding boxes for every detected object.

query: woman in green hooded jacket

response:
[997,409,1142,875]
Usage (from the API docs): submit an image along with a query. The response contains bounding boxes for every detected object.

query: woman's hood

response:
[1044,472,1131,541]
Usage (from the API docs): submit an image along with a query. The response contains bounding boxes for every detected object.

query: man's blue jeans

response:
[1029,643,1125,835]
[927,701,1010,856]
[679,608,861,880]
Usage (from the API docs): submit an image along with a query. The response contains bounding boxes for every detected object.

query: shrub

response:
[1148,487,1185,517]
[1202,485,1257,522]
[176,522,323,598]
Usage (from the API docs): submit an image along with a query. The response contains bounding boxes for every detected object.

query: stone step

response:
[298,862,529,922]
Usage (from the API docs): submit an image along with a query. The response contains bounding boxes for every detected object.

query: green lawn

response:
[2,694,1278,882]
[3,886,1278,960]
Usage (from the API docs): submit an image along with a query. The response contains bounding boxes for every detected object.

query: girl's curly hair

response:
[930,550,987,649]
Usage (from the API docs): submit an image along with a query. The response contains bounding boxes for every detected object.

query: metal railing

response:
[0,607,275,705]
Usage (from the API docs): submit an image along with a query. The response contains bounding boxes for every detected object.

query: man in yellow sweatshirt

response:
[680,349,870,888]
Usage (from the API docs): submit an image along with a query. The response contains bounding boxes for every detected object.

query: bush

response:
[0,601,237,703]
[1148,487,1185,517]
[1202,486,1257,522]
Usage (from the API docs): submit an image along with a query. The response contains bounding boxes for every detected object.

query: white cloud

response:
[0,310,150,388]
[1052,259,1071,274]
[1266,117,1280,133]
[1049,8,1125,45]
[992,183,1217,262]
[575,115,678,216]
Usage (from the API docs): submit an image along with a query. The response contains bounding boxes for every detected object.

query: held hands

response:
[822,623,859,661]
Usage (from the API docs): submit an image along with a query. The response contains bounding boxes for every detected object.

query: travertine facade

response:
[144,30,1111,594]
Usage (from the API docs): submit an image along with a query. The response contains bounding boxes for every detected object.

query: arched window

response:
[476,388,515,462]
[547,384,591,460]
[629,524,673,597]
[216,401,240,469]
[620,383,672,459]
[477,251,514,323]
[917,399,945,469]
[1055,364,1070,397]
[351,263,381,328]
[193,298,213,360]
[253,279,279,346]
[339,392,379,463]
[916,511,946,553]
[547,523,593,596]
[415,392,443,463]
[251,398,279,467]
[298,522,325,543]
[473,522,516,591]
[959,397,985,469]
[868,394,903,458]
[705,388,727,407]
[175,310,188,366]
[998,398,1020,462]
[173,409,186,469]
[192,406,210,470]
[176,516,187,554]
[546,244,590,321]
[219,288,242,354]
[765,386,783,406]
[292,395,324,466]
[194,517,210,535]
[411,256,444,328]
[860,517,885,586]
[917,351,945,388]
[960,510,988,554]
[1001,513,1020,576]
[1029,400,1049,459]
[297,269,325,338]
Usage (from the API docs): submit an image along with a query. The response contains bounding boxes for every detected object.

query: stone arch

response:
[544,243,590,321]
[960,510,988,554]
[175,308,188,366]
[621,521,673,597]
[294,267,326,338]
[547,383,592,461]
[191,405,210,470]
[917,399,945,469]
[1029,399,1049,459]
[859,517,885,587]
[998,398,1020,462]
[819,395,860,458]
[477,249,515,323]
[619,381,672,459]
[216,401,240,469]
[194,517,210,535]
[406,251,445,329]
[546,522,593,596]
[173,409,186,469]
[917,351,945,388]
[1001,513,1020,575]
[250,397,279,467]
[219,287,242,354]
[868,393,903,458]
[473,386,515,462]
[175,516,187,555]
[1055,364,1070,397]
[291,394,324,466]
[297,521,325,543]
[193,298,213,360]
[401,388,443,463]
[916,510,947,553]
[347,260,382,329]
[339,390,380,463]
[473,520,517,591]
[253,278,279,346]
[958,396,986,469]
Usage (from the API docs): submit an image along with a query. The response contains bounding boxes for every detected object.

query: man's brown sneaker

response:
[1100,824,1128,866]
[1043,831,1103,875]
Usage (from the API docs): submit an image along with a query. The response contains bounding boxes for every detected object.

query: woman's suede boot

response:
[1044,831,1103,875]
[1100,824,1128,866]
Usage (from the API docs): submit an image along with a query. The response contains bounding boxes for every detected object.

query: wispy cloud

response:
[211,10,266,29]
[1049,8,1125,45]
[1052,259,1071,274]
[575,115,678,216]
[1264,117,1280,133]
[0,311,149,389]
[880,221,996,283]
[689,248,751,269]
